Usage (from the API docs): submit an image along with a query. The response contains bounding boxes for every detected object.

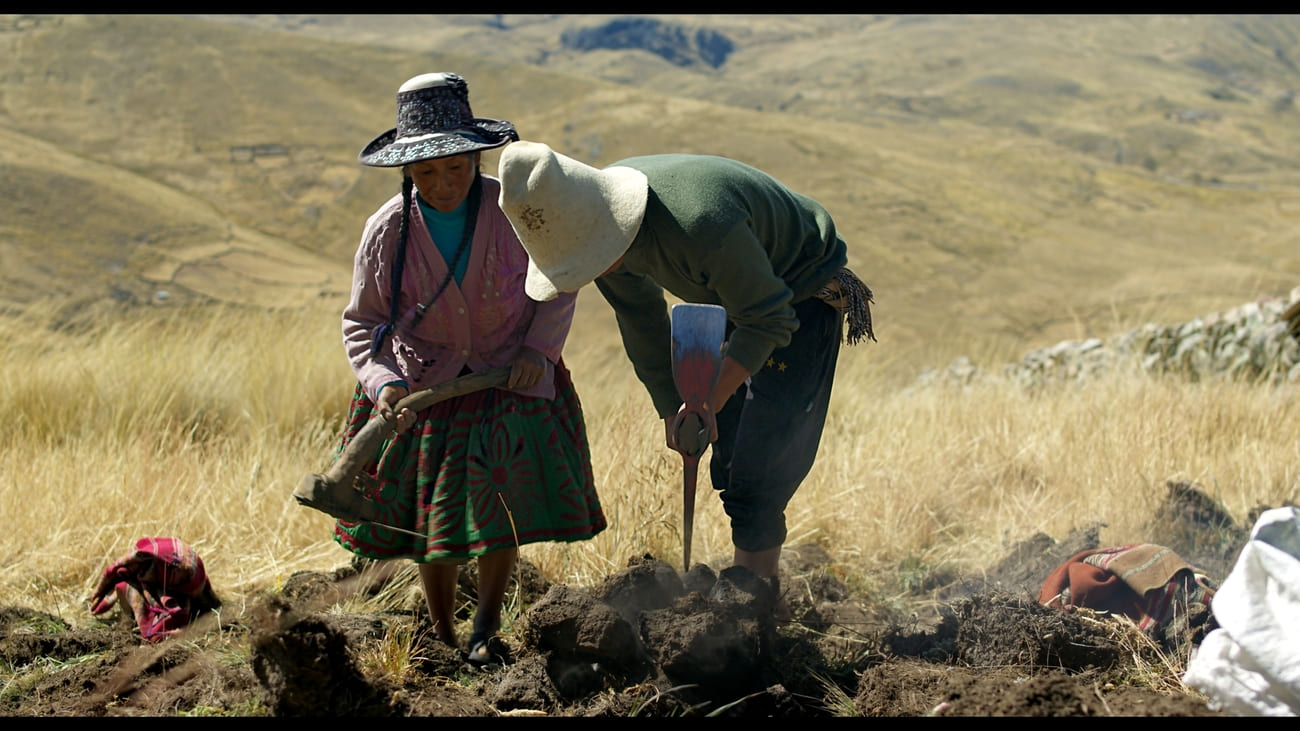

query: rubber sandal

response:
[466,631,493,666]
[292,476,380,524]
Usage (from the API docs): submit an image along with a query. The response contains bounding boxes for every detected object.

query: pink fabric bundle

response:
[89,536,221,642]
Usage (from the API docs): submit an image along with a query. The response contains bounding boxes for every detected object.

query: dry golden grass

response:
[1,298,1295,625]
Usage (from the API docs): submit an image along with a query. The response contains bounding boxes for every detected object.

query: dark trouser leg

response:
[710,297,841,555]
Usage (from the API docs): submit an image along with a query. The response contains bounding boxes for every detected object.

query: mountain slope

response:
[2,13,1297,369]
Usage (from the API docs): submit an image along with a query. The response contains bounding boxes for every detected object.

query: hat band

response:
[390,127,489,147]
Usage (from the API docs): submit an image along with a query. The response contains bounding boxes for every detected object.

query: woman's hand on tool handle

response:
[508,346,547,390]
[377,383,415,435]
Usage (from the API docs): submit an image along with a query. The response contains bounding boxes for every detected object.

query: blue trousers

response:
[709,297,841,552]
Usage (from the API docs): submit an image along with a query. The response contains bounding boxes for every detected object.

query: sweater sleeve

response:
[702,220,798,375]
[595,269,679,418]
[522,290,577,363]
[342,199,407,402]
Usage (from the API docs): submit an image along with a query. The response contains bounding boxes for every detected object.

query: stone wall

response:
[916,285,1300,389]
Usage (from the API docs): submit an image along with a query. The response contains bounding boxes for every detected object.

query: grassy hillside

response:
[0,21,1297,710]
[192,14,1300,186]
[2,14,1298,375]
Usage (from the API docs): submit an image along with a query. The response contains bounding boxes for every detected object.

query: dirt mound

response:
[1,483,1275,717]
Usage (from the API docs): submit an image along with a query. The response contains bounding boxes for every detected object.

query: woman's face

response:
[406,152,479,213]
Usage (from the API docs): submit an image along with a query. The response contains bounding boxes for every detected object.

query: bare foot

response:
[775,592,792,623]
[770,576,792,623]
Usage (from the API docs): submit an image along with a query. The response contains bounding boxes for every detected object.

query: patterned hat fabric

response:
[358,72,518,167]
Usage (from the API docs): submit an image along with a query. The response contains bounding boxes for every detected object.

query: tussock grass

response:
[357,617,428,686]
[1,298,1296,629]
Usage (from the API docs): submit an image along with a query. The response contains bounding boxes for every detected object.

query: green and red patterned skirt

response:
[332,361,606,562]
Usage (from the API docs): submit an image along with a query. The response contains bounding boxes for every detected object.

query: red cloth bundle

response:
[89,537,221,642]
[1039,543,1216,634]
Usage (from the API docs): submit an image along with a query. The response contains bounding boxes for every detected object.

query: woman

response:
[316,73,605,665]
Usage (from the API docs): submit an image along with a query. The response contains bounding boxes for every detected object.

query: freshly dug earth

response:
[0,482,1267,717]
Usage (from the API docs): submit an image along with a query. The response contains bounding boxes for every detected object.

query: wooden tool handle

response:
[306,367,511,496]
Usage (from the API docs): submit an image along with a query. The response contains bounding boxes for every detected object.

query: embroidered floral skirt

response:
[333,362,606,562]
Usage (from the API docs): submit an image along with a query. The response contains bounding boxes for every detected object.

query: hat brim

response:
[521,225,629,303]
[525,258,563,302]
[358,119,517,167]
[519,164,648,302]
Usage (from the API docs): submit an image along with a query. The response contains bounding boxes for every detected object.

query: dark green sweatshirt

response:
[594,153,848,418]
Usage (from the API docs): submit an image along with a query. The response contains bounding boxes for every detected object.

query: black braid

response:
[398,175,413,247]
[390,175,413,323]
[369,175,414,356]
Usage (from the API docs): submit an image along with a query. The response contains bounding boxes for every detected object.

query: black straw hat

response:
[358,72,518,167]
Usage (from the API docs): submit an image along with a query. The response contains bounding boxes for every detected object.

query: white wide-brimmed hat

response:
[497,141,648,302]
[358,72,517,167]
